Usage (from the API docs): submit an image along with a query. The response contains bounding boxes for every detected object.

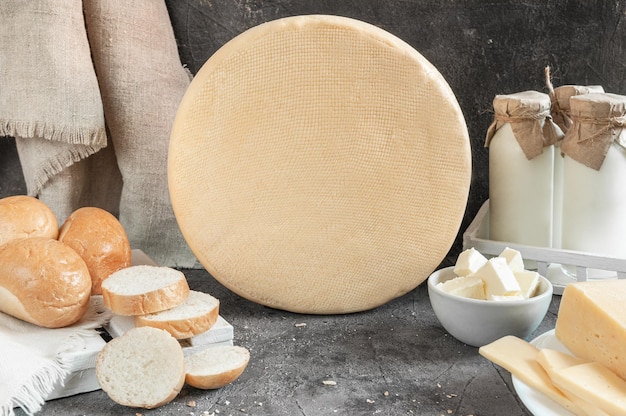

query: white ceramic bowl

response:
[427,266,553,347]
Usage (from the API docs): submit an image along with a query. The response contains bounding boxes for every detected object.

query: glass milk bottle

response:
[485,91,561,248]
[549,85,604,249]
[560,93,626,274]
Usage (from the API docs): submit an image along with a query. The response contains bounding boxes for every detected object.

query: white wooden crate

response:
[463,200,626,295]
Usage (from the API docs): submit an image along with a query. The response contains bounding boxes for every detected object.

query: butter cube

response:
[453,248,488,277]
[489,294,525,301]
[437,275,485,300]
[514,270,541,298]
[475,257,521,298]
[499,247,525,272]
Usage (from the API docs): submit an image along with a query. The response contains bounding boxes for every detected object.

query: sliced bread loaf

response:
[134,290,220,339]
[185,345,250,389]
[101,265,189,315]
[96,326,185,409]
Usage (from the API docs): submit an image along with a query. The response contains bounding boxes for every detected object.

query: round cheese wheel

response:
[169,15,471,313]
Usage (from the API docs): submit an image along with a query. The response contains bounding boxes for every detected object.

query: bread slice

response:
[101,265,189,316]
[96,326,185,409]
[134,290,220,339]
[185,345,250,389]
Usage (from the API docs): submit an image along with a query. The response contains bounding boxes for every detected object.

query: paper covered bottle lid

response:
[561,92,626,170]
[168,15,471,313]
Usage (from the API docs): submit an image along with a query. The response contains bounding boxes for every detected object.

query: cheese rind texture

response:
[168,15,471,313]
[555,279,626,380]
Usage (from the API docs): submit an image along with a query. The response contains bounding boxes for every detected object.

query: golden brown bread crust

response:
[101,270,190,316]
[58,206,132,295]
[0,237,91,328]
[185,365,248,390]
[0,195,58,246]
[184,346,250,390]
[134,295,220,339]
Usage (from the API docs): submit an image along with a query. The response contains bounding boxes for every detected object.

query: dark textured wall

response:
[2,0,625,261]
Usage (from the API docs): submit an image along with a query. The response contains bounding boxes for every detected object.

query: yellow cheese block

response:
[550,362,626,416]
[478,336,586,416]
[555,279,626,380]
[168,15,470,313]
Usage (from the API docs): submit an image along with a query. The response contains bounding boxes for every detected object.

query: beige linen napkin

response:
[0,0,198,268]
[0,299,111,416]
[0,0,114,217]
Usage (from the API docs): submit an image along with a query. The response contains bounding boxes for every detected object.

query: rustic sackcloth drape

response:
[0,0,198,269]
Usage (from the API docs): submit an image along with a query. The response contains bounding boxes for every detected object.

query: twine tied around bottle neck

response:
[544,66,571,133]
[485,92,562,161]
[561,108,626,171]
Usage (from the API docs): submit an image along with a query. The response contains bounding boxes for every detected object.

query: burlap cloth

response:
[0,0,198,268]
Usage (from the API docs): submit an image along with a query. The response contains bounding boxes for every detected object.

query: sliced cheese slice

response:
[550,362,626,416]
[478,336,586,416]
[537,349,609,416]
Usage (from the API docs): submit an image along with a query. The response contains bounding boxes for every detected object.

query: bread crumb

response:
[366,399,375,404]
[187,401,196,407]
[383,391,389,397]
[322,380,337,386]
[295,323,306,327]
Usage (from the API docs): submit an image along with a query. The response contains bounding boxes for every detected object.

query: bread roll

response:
[185,345,250,389]
[134,290,220,339]
[58,206,132,295]
[0,237,91,328]
[101,265,190,316]
[96,326,185,409]
[0,195,58,246]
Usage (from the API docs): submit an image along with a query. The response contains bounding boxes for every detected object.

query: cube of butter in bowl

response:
[427,265,553,347]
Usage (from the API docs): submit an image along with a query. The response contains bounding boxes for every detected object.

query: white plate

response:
[511,330,575,416]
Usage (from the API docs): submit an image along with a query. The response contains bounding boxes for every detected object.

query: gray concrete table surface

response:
[20,266,559,416]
